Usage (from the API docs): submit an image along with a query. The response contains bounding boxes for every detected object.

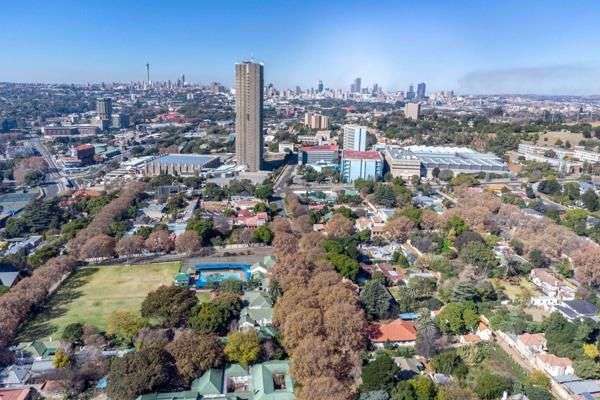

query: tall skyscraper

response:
[343,125,368,151]
[235,61,264,172]
[145,63,150,85]
[417,82,426,99]
[317,80,324,92]
[351,77,362,93]
[406,84,416,100]
[96,97,112,121]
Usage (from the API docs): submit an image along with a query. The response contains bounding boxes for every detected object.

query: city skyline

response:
[2,0,600,94]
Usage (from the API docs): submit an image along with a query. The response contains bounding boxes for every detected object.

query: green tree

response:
[473,371,511,400]
[253,225,273,244]
[254,183,274,200]
[373,184,397,208]
[61,322,84,344]
[224,330,261,366]
[360,280,399,320]
[391,381,416,400]
[186,216,215,244]
[327,253,359,280]
[53,349,72,369]
[582,189,600,211]
[459,242,499,273]
[411,375,436,400]
[574,359,600,379]
[360,353,399,392]
[141,285,198,328]
[107,310,145,344]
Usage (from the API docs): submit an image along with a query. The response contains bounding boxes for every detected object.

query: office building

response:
[404,103,421,120]
[317,80,324,92]
[351,77,362,93]
[144,154,221,176]
[299,144,339,166]
[417,82,426,99]
[304,112,330,130]
[384,145,508,178]
[96,97,113,126]
[235,61,264,172]
[343,125,368,151]
[71,144,95,165]
[341,150,383,183]
[406,85,416,100]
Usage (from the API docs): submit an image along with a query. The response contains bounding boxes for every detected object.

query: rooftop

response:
[302,144,338,152]
[368,319,417,343]
[154,154,220,167]
[342,149,382,160]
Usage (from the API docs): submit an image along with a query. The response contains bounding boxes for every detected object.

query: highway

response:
[29,138,74,197]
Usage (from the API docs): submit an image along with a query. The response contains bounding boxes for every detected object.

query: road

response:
[29,138,75,197]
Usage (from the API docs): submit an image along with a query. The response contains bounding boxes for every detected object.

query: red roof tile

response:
[369,319,417,343]
[342,149,382,160]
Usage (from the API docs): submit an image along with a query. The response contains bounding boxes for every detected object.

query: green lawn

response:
[18,262,181,341]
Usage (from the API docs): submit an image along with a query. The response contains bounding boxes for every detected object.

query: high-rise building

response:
[340,150,383,183]
[96,98,112,129]
[406,85,416,100]
[404,103,421,120]
[417,82,426,99]
[235,61,264,172]
[317,80,324,92]
[351,77,362,93]
[343,125,368,151]
[304,112,330,130]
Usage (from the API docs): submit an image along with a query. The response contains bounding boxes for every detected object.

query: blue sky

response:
[2,0,600,94]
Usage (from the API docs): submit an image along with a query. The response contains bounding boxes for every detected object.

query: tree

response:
[360,353,399,392]
[145,230,174,253]
[582,189,600,211]
[186,216,214,244]
[391,380,416,400]
[325,214,355,238]
[459,242,498,273]
[454,230,483,251]
[574,359,600,379]
[327,253,359,280]
[415,316,440,358]
[473,371,512,400]
[224,330,261,367]
[175,231,201,254]
[253,225,273,244]
[53,348,72,368]
[436,302,478,335]
[373,184,397,208]
[384,216,415,243]
[80,234,116,259]
[24,170,45,186]
[62,322,84,344]
[116,235,145,257]
[432,167,440,178]
[165,330,223,383]
[107,310,144,344]
[411,375,436,400]
[360,280,399,320]
[141,286,198,328]
[431,351,468,378]
[107,346,174,400]
[254,183,273,200]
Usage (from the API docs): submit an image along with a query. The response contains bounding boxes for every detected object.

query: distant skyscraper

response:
[417,82,426,99]
[235,61,264,172]
[351,77,362,93]
[343,125,368,151]
[372,83,380,94]
[317,80,324,92]
[96,97,112,121]
[406,84,416,100]
[145,63,150,84]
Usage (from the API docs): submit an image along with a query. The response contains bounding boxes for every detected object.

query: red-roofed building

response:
[341,150,383,183]
[70,143,96,165]
[368,319,417,348]
[0,388,34,400]
[300,145,339,166]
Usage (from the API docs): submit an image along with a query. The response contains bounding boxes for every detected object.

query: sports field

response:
[18,261,181,341]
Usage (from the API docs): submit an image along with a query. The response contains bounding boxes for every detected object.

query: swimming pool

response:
[194,262,252,288]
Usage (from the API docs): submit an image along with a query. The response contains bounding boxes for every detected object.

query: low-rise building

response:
[299,144,339,166]
[340,150,383,182]
[143,154,221,176]
[368,319,417,348]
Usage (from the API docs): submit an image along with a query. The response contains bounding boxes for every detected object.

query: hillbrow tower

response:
[235,61,264,172]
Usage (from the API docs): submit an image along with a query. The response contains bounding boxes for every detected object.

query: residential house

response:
[0,365,31,388]
[235,210,269,228]
[139,361,294,400]
[14,339,58,362]
[515,333,546,357]
[530,268,576,301]
[361,263,405,285]
[368,319,417,348]
[0,387,35,400]
[555,300,599,322]
[534,353,574,377]
[239,291,274,330]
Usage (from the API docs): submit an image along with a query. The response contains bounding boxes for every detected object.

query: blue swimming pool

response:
[194,262,252,288]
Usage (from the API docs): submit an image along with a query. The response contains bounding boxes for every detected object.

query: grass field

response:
[18,261,181,341]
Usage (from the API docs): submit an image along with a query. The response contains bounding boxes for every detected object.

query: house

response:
[535,353,574,377]
[0,387,35,400]
[0,267,20,288]
[361,263,405,285]
[0,365,31,388]
[368,319,417,348]
[515,333,546,357]
[139,361,294,400]
[530,268,575,300]
[555,374,600,398]
[239,291,274,330]
[555,300,599,322]
[15,340,58,361]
